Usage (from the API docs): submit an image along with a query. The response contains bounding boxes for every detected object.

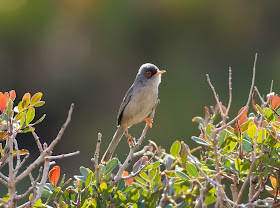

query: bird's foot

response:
[143,118,153,128]
[126,134,134,147]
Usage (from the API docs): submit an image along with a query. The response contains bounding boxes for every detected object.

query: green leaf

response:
[20,111,27,128]
[25,107,35,125]
[191,136,210,146]
[134,176,148,186]
[247,122,257,140]
[80,166,89,178]
[85,172,93,187]
[104,158,118,175]
[235,158,242,172]
[33,198,43,208]
[175,171,190,181]
[45,187,61,205]
[264,108,274,122]
[242,139,252,151]
[140,172,150,181]
[185,163,199,178]
[170,140,181,157]
[18,101,24,112]
[30,114,46,126]
[98,182,107,192]
[33,101,45,107]
[31,92,43,106]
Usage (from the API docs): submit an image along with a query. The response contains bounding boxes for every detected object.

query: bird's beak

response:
[155,70,166,75]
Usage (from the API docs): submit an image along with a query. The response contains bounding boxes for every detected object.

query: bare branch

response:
[216,53,257,131]
[0,198,8,205]
[110,101,159,186]
[13,153,30,174]
[15,167,42,200]
[16,104,74,182]
[13,137,20,176]
[29,125,43,152]
[45,151,80,160]
[225,67,233,116]
[91,133,102,184]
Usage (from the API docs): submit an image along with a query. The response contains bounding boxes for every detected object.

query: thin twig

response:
[91,133,102,184]
[29,125,43,152]
[45,151,80,160]
[216,53,257,131]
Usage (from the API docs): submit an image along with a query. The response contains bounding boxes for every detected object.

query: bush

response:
[1,54,280,207]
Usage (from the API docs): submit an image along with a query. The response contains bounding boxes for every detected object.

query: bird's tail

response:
[101,126,126,163]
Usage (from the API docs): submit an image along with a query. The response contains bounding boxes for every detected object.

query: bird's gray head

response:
[135,63,166,87]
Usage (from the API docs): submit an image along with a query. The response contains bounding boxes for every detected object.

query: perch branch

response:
[110,101,159,186]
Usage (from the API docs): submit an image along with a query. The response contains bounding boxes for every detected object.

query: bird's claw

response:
[144,118,153,128]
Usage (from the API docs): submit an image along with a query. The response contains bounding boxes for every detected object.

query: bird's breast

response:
[122,87,158,127]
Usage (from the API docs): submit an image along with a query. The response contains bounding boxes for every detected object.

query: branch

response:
[45,151,80,160]
[16,104,74,182]
[91,133,102,184]
[110,101,159,186]
[15,167,42,200]
[29,125,43,152]
[216,53,257,131]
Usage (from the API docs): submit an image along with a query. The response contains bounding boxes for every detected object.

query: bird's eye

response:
[146,71,152,77]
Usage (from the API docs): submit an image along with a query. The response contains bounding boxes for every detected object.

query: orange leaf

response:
[122,171,133,186]
[268,176,280,196]
[0,92,6,112]
[4,92,9,103]
[237,106,249,125]
[271,95,280,110]
[270,176,277,189]
[48,166,60,187]
[9,90,16,101]
[22,92,30,102]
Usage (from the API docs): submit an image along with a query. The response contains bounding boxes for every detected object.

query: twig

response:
[45,151,80,160]
[216,53,257,131]
[29,125,43,152]
[16,104,74,182]
[13,153,30,174]
[13,137,20,176]
[0,198,8,205]
[158,177,169,207]
[91,133,102,184]
[226,67,233,116]
[15,168,42,200]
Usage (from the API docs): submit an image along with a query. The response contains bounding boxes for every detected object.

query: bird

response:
[101,63,166,163]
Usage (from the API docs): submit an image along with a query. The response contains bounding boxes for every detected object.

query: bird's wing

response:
[117,86,134,126]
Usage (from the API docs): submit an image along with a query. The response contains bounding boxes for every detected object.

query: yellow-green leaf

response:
[31,92,43,106]
[26,107,35,125]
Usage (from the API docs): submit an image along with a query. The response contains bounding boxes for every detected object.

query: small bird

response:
[101,63,166,163]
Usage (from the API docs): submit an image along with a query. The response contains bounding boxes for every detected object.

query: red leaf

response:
[0,92,6,112]
[48,166,60,187]
[9,90,16,101]
[122,171,133,186]
[271,95,280,110]
[237,106,249,125]
[4,92,9,103]
[133,156,148,172]
[215,103,227,116]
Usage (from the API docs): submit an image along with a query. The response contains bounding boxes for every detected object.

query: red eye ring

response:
[146,71,152,77]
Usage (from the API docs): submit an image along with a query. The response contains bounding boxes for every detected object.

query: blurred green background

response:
[1,0,280,198]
